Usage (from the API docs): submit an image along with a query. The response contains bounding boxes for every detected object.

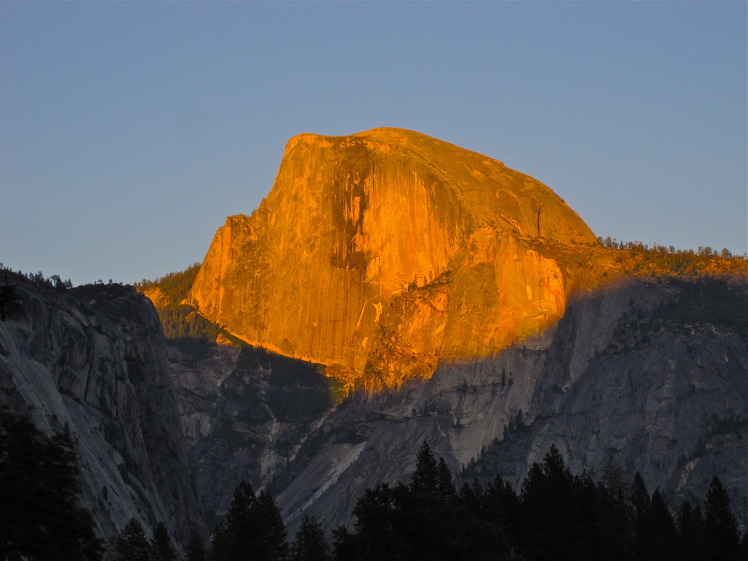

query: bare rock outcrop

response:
[0,276,201,547]
[256,276,748,533]
[187,128,597,389]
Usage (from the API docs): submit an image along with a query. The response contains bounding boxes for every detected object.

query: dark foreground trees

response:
[211,481,288,561]
[184,528,208,561]
[331,443,746,561]
[166,443,746,561]
[114,519,152,561]
[114,518,178,561]
[151,521,178,561]
[0,407,103,561]
[703,477,742,561]
[291,515,331,561]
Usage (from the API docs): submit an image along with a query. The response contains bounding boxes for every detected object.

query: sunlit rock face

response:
[188,128,597,388]
[265,276,748,534]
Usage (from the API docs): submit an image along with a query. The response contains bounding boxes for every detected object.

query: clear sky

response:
[1,1,746,285]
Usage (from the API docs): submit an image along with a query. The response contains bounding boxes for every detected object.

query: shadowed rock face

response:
[188,128,597,389]
[0,277,202,545]
[174,129,748,532]
[263,276,748,534]
[4,129,747,544]
[169,275,748,536]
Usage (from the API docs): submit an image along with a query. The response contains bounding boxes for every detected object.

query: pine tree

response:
[630,472,653,561]
[600,456,627,503]
[255,490,289,561]
[211,481,288,561]
[630,472,651,516]
[0,281,22,321]
[184,528,207,561]
[115,518,152,561]
[150,521,177,561]
[0,408,103,561]
[405,442,469,558]
[676,500,705,561]
[646,489,676,561]
[519,446,576,561]
[341,483,406,559]
[703,477,740,561]
[468,475,516,559]
[436,457,456,499]
[595,464,631,561]
[411,441,440,495]
[211,481,257,561]
[290,515,330,561]
[458,479,483,513]
[573,471,607,560]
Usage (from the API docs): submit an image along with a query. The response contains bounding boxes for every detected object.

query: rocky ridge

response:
[170,275,748,534]
[0,275,202,548]
[167,129,748,533]
[3,128,747,548]
[187,128,598,390]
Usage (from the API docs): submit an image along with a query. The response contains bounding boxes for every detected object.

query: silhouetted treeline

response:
[597,237,744,260]
[150,442,747,561]
[597,237,748,275]
[332,443,747,561]
[0,263,73,290]
[113,518,180,561]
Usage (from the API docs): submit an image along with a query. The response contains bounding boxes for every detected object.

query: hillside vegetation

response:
[134,264,241,353]
[136,241,746,357]
[596,238,747,278]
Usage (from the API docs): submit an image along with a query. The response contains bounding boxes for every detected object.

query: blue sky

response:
[1,1,746,285]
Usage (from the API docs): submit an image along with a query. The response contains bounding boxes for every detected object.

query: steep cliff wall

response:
[170,128,748,533]
[259,275,748,533]
[167,343,338,527]
[0,276,201,547]
[170,274,748,534]
[187,128,597,388]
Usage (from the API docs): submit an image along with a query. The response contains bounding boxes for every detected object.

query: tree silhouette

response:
[255,490,289,561]
[645,489,676,561]
[150,521,177,561]
[336,441,515,560]
[703,477,741,561]
[411,441,441,495]
[0,280,22,321]
[211,481,288,561]
[115,518,151,561]
[630,472,653,561]
[290,514,330,561]
[676,500,705,561]
[184,527,207,561]
[0,408,102,560]
[333,444,746,561]
[519,445,578,561]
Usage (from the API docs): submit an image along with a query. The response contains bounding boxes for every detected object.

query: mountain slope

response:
[187,128,598,389]
[156,128,747,533]
[3,128,747,550]
[0,274,202,546]
[261,275,748,532]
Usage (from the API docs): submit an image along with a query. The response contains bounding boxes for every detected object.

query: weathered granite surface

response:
[0,277,201,548]
[168,276,748,534]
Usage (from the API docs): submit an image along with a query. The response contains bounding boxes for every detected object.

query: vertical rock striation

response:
[0,276,201,546]
[261,276,748,534]
[188,128,597,388]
